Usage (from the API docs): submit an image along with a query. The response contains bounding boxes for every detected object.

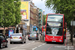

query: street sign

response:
[71,21,75,26]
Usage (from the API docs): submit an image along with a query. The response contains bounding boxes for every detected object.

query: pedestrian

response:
[16,26,19,33]
[36,31,38,36]
[22,24,27,37]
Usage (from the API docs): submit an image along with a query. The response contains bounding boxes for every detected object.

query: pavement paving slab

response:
[66,31,75,50]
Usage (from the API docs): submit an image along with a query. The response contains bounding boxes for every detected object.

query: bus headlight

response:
[59,40,62,42]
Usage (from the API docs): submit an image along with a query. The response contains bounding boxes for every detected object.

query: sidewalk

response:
[66,31,75,50]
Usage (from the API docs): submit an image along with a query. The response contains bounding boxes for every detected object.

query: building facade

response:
[39,9,43,31]
[20,0,30,33]
[20,0,40,33]
[30,2,39,32]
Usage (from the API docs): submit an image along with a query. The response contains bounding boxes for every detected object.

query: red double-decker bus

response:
[45,13,66,43]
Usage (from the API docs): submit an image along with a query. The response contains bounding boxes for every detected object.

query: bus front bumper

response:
[45,36,64,43]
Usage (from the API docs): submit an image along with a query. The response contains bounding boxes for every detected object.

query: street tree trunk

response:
[3,27,5,36]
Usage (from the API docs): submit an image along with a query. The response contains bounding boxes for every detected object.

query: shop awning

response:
[0,27,8,30]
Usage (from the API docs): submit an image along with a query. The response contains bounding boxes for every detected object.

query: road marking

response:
[38,43,45,47]
[32,47,37,50]
[55,45,74,50]
[47,45,53,50]
[10,47,18,50]
[20,41,35,47]
[10,41,35,50]
[32,43,45,50]
[65,46,74,50]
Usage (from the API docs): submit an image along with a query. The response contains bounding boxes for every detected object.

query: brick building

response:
[30,2,39,32]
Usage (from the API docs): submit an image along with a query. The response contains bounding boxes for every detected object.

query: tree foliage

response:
[0,0,21,35]
[14,0,21,25]
[46,0,75,28]
[3,0,16,27]
[0,0,21,27]
[0,0,3,26]
[43,15,46,25]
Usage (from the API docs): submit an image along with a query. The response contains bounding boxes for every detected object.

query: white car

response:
[10,33,26,44]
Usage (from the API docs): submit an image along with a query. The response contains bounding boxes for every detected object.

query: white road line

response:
[38,45,42,47]
[32,47,37,50]
[32,43,45,50]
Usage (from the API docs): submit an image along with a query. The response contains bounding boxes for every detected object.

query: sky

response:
[32,0,55,15]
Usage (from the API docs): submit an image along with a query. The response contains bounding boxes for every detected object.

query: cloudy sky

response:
[32,0,55,15]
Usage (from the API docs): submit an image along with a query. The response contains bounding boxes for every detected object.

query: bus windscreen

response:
[47,15,63,22]
[47,22,62,27]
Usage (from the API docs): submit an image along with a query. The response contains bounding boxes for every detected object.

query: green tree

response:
[0,0,21,35]
[3,0,16,27]
[13,0,21,25]
[46,0,75,29]
[0,0,3,26]
[43,15,46,25]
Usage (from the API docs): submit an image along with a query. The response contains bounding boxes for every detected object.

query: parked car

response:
[28,31,39,40]
[0,33,8,49]
[10,33,26,44]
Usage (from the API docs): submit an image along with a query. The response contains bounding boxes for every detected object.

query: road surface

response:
[1,33,75,50]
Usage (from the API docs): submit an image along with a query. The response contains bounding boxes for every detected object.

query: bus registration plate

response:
[52,41,56,42]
